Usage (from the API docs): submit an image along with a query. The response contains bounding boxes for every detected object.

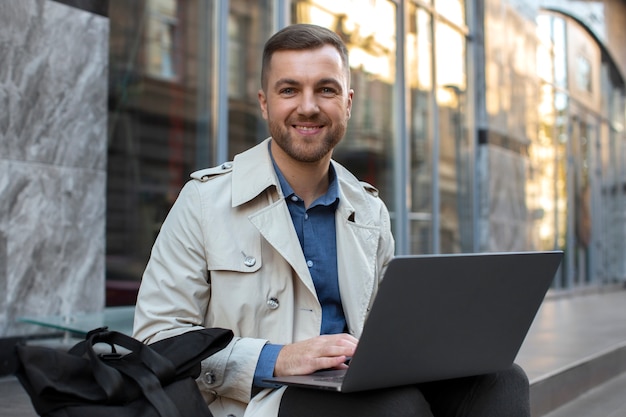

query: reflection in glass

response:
[530,83,563,254]
[227,0,273,158]
[106,0,272,285]
[554,92,568,252]
[146,0,178,79]
[435,22,471,253]
[435,0,465,27]
[553,16,567,89]
[603,92,626,282]
[107,1,215,283]
[536,17,554,85]
[575,55,592,93]
[407,4,433,253]
[570,115,592,285]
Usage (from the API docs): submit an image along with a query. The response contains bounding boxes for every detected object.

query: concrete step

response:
[530,341,626,416]
[542,371,626,417]
[0,376,37,417]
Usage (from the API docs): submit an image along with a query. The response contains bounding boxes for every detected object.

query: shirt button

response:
[205,371,216,384]
[307,260,313,268]
[291,195,299,202]
[267,297,279,309]
[304,213,309,220]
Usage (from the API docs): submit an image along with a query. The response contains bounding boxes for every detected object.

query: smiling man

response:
[133,24,531,417]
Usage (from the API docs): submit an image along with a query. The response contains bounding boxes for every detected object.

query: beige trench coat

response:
[133,138,395,417]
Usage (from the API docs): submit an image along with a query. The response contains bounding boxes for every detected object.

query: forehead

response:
[266,45,348,84]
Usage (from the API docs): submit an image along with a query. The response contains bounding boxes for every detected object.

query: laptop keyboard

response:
[313,374,345,383]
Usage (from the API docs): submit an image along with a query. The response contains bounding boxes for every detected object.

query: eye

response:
[279,87,296,96]
[320,87,337,96]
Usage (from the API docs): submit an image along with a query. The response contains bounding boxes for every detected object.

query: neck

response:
[271,144,331,208]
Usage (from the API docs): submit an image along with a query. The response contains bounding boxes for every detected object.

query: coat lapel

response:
[231,140,382,335]
[334,163,381,338]
[232,139,318,299]
[248,200,317,298]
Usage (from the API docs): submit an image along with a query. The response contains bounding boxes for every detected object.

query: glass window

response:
[227,0,273,158]
[569,113,594,285]
[522,78,566,280]
[435,0,465,27]
[293,0,398,208]
[529,83,561,253]
[106,0,216,288]
[407,4,434,253]
[434,21,470,253]
[553,16,567,89]
[575,54,592,93]
[554,91,569,251]
[146,0,178,80]
[228,14,247,99]
[536,15,554,84]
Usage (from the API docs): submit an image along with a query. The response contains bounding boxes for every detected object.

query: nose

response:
[297,90,320,116]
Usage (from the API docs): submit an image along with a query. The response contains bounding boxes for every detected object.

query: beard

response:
[268,116,347,163]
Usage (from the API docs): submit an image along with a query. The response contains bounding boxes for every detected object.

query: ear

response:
[258,89,269,120]
[346,89,354,119]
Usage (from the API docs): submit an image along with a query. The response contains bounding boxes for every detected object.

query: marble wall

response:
[0,0,108,336]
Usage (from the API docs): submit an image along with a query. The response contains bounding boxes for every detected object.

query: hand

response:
[274,333,358,377]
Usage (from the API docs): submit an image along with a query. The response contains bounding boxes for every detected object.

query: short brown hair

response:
[261,23,350,90]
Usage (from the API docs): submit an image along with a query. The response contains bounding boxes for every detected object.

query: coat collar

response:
[231,138,281,207]
[231,137,380,227]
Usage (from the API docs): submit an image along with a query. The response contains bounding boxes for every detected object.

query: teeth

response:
[296,126,320,130]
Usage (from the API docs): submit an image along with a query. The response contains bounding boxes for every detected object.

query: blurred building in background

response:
[1,0,625,340]
[106,0,626,291]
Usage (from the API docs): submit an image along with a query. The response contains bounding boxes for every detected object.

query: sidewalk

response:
[2,287,626,417]
[516,286,626,383]
[516,286,626,416]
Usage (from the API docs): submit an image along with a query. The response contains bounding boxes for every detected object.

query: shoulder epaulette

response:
[190,162,233,182]
[360,181,379,197]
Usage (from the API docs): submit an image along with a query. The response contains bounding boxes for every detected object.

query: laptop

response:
[263,251,563,392]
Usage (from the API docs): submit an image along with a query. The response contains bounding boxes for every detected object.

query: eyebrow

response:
[273,78,300,89]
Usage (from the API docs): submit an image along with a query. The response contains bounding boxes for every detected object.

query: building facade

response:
[1,0,625,340]
[106,0,626,290]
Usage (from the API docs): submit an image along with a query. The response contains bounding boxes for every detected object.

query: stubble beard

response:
[268,118,347,163]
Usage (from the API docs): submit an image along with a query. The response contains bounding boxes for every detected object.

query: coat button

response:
[243,255,256,267]
[221,162,232,170]
[205,371,216,384]
[267,297,279,310]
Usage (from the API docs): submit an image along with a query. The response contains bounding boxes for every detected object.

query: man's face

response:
[258,45,353,164]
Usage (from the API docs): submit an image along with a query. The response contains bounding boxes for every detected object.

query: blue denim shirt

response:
[253,146,345,388]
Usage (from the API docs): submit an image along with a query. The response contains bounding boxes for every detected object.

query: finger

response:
[320,343,355,359]
[315,355,350,371]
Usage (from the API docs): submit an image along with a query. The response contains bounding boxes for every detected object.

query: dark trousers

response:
[278,364,530,417]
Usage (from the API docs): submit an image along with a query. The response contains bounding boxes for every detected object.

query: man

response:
[133,23,530,417]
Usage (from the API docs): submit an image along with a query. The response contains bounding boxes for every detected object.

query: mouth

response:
[293,124,323,131]
[291,121,326,135]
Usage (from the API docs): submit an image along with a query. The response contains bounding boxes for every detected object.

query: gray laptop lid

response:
[264,251,563,392]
